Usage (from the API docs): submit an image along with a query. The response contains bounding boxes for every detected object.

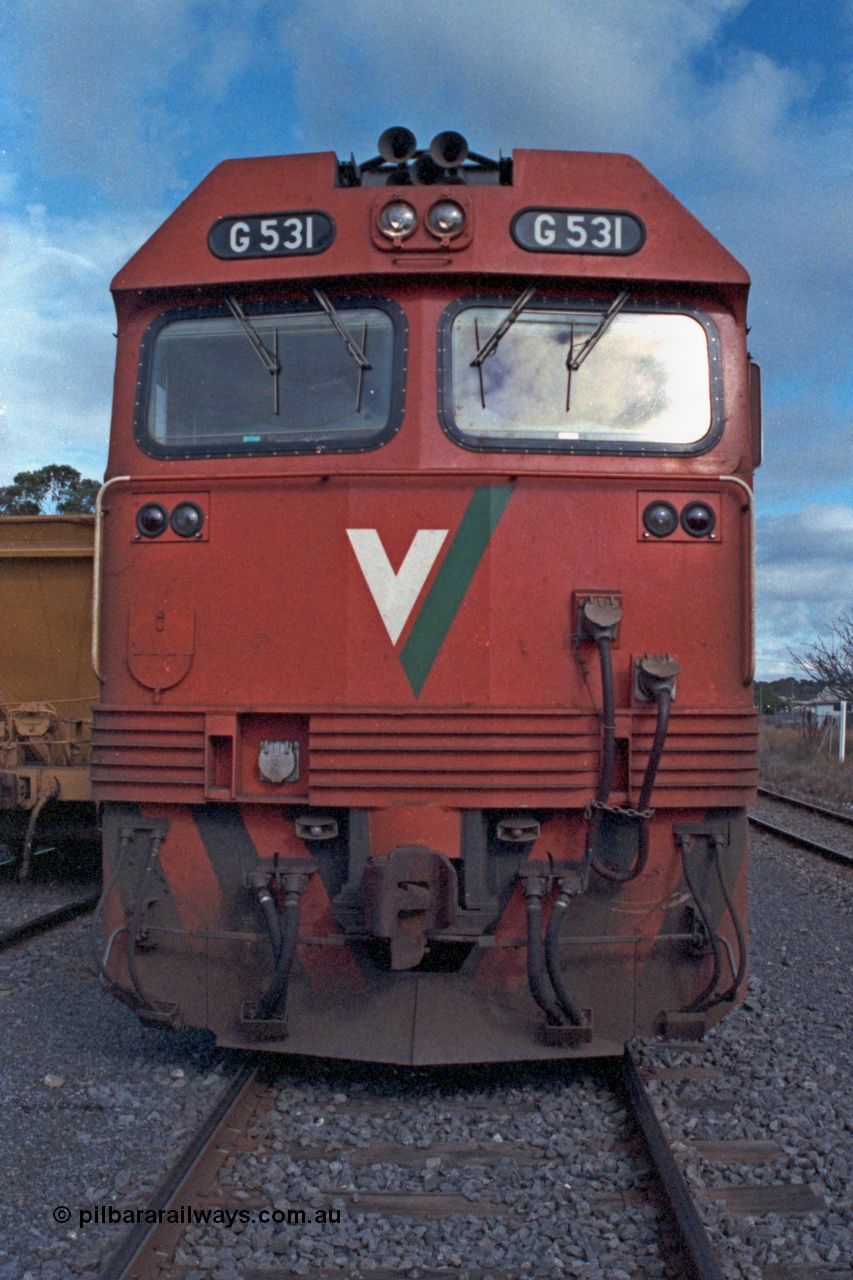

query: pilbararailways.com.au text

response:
[57,1205,340,1230]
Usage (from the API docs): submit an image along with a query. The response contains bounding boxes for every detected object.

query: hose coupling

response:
[555,866,588,902]
[635,653,680,701]
[578,595,623,642]
[517,866,552,900]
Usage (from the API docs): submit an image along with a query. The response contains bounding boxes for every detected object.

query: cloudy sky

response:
[2,0,852,678]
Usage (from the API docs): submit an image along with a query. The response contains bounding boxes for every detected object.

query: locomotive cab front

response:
[93,132,758,1062]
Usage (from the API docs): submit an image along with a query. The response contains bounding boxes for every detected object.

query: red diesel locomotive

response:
[93,130,760,1062]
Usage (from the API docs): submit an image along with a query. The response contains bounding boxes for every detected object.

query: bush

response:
[759,722,853,807]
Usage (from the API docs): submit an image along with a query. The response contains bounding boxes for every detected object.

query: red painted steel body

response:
[95,141,757,1062]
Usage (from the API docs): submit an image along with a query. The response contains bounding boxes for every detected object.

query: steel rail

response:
[756,784,853,828]
[0,891,100,952]
[748,815,853,867]
[622,1048,726,1280]
[96,1061,259,1280]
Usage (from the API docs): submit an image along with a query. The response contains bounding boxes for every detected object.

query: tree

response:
[793,612,853,702]
[0,465,100,515]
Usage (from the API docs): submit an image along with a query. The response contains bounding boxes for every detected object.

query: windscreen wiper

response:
[312,288,372,413]
[470,284,537,409]
[470,284,537,368]
[225,294,281,415]
[312,288,371,370]
[566,290,629,411]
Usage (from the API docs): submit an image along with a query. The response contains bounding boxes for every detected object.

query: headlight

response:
[170,502,205,538]
[377,201,417,240]
[681,501,716,538]
[642,500,679,538]
[426,200,466,240]
[136,502,168,538]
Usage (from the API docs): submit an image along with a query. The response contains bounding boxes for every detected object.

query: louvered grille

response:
[309,710,599,807]
[92,708,206,803]
[91,706,757,808]
[309,708,757,807]
[630,712,758,803]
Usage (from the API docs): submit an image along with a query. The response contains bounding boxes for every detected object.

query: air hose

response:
[258,889,301,1019]
[126,829,166,1010]
[679,831,747,1012]
[522,876,565,1025]
[544,885,585,1025]
[589,653,679,883]
[710,834,748,1003]
[91,825,140,1007]
[252,865,313,1020]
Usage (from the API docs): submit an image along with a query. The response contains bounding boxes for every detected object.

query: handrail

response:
[719,474,755,686]
[92,476,131,683]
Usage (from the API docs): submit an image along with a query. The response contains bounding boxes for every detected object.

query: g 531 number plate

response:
[208,211,335,259]
[512,208,645,255]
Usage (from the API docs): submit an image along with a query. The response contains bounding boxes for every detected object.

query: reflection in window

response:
[144,304,399,454]
[448,306,713,448]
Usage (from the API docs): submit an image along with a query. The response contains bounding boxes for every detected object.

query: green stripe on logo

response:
[399,485,513,698]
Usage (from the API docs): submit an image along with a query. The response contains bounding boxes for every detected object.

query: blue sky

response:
[2,0,853,677]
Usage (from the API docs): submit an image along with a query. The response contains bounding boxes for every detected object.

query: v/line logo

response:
[347,486,512,698]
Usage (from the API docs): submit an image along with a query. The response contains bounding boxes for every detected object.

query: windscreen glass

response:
[443,301,717,451]
[140,300,403,456]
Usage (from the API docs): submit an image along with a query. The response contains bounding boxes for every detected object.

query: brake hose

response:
[258,888,301,1019]
[544,885,584,1025]
[522,877,565,1026]
[680,832,747,1012]
[678,833,724,1013]
[126,829,165,1010]
[91,826,140,1007]
[254,867,313,1020]
[710,834,748,1003]
[589,655,678,883]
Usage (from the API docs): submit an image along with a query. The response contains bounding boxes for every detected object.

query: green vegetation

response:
[759,722,853,807]
[0,465,100,515]
[753,677,823,713]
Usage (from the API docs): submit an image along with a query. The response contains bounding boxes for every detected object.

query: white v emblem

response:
[347,528,448,644]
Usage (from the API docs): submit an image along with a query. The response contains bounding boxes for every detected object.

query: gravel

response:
[0,875,96,934]
[633,825,853,1279]
[0,908,234,1280]
[170,1061,669,1280]
[3,824,852,1279]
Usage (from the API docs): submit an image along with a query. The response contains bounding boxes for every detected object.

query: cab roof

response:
[112,148,749,295]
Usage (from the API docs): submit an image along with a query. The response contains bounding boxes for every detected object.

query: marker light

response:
[136,502,168,538]
[642,500,679,538]
[426,200,466,240]
[377,201,417,240]
[681,501,716,538]
[170,502,205,538]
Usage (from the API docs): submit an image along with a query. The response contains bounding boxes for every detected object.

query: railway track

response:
[0,888,100,951]
[96,1051,726,1280]
[756,785,853,826]
[751,786,853,867]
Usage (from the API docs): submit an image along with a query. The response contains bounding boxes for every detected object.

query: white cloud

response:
[6,0,276,201]
[0,200,159,483]
[756,504,853,676]
[282,0,749,164]
[7,1,191,200]
[5,0,853,674]
[275,0,853,393]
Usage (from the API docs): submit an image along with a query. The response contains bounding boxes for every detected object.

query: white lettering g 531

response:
[229,221,250,253]
[533,214,556,246]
